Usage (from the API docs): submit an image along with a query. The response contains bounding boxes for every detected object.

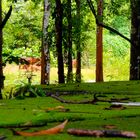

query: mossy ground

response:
[0,81,140,140]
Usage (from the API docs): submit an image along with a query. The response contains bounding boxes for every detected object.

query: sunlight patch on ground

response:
[3,64,96,86]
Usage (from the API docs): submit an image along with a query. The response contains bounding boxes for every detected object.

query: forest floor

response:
[0,81,140,140]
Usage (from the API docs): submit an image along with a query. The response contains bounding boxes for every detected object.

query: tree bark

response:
[66,0,73,83]
[96,0,103,82]
[75,0,81,83]
[0,0,3,98]
[55,0,65,83]
[0,4,12,98]
[130,0,140,80]
[41,0,51,85]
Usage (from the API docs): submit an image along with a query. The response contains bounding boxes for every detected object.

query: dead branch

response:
[67,128,137,138]
[0,6,12,29]
[49,94,129,104]
[50,94,95,104]
[86,0,134,46]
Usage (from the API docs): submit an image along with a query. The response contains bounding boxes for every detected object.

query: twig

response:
[49,93,129,104]
[50,94,95,104]
[50,93,107,104]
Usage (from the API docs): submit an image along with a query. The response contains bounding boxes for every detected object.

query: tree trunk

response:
[41,0,51,85]
[130,0,140,80]
[96,0,103,82]
[0,0,4,98]
[67,0,73,83]
[55,0,65,83]
[0,3,12,98]
[75,0,81,83]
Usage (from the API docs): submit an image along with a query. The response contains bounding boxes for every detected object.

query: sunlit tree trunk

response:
[130,0,140,80]
[41,0,51,85]
[75,0,81,83]
[55,0,65,83]
[67,0,73,83]
[96,0,103,82]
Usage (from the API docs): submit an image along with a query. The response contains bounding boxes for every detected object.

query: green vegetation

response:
[1,1,139,139]
[2,0,130,79]
[0,81,140,139]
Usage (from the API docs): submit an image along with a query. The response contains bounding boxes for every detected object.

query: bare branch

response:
[0,6,12,29]
[50,94,95,104]
[86,0,134,46]
[49,93,129,104]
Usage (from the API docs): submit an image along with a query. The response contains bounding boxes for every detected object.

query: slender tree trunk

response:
[0,0,4,98]
[0,3,12,98]
[75,0,81,83]
[55,0,65,83]
[96,0,103,82]
[130,0,140,80]
[41,0,51,85]
[67,0,73,83]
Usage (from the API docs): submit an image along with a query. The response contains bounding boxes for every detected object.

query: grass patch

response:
[0,81,140,139]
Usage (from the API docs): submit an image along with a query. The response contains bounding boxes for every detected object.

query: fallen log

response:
[50,94,98,104]
[67,129,137,138]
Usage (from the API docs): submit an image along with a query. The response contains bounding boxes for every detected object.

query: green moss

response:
[0,81,140,139]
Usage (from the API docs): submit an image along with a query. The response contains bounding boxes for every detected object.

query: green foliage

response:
[3,0,42,59]
[104,0,130,21]
[2,0,131,83]
[10,71,45,98]
[110,16,130,35]
[12,81,46,98]
[104,34,130,57]
[103,34,130,81]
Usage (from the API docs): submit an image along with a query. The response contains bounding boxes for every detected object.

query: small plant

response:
[12,81,46,99]
[12,72,46,99]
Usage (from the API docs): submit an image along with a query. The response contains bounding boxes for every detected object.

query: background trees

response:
[66,0,73,83]
[55,0,65,83]
[0,0,136,88]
